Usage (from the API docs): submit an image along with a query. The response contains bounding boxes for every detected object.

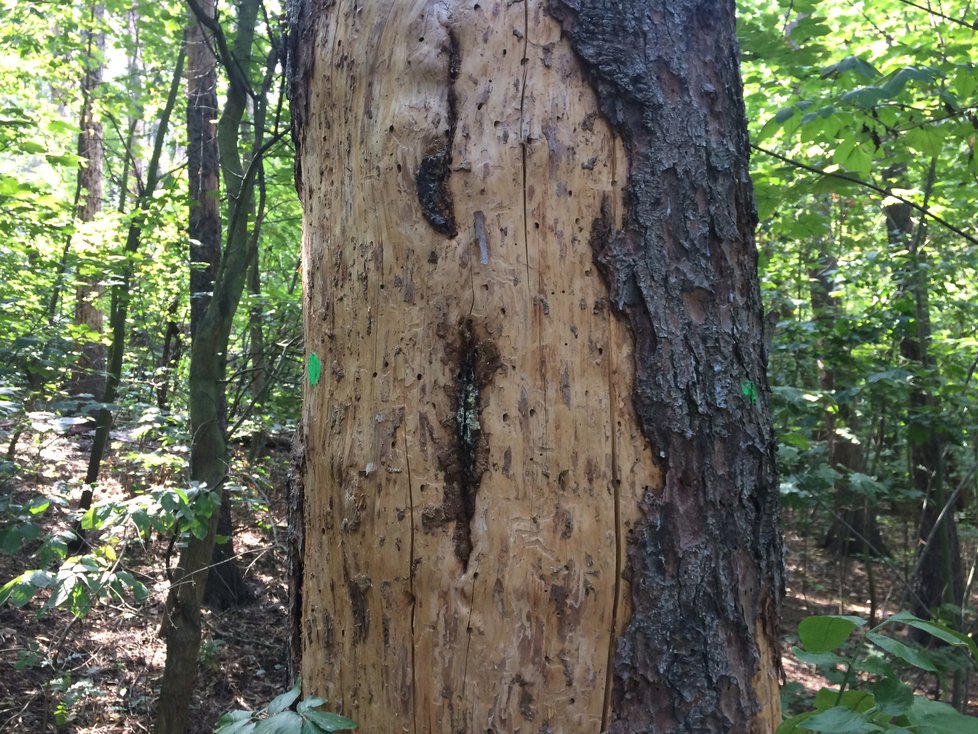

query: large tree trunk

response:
[287,2,783,732]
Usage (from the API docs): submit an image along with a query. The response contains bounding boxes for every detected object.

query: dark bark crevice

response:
[415,29,460,238]
[286,423,306,684]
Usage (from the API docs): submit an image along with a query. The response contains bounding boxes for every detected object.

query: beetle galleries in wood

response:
[286,1,782,731]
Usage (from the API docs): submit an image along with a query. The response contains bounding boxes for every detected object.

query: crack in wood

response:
[423,319,502,568]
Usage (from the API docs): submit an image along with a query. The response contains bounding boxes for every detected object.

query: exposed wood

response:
[289,1,782,731]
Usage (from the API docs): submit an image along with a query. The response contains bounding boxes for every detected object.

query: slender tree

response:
[187,0,221,337]
[154,0,285,727]
[809,234,888,558]
[71,1,106,400]
[81,45,185,497]
[286,1,783,731]
[185,0,251,611]
[887,169,964,628]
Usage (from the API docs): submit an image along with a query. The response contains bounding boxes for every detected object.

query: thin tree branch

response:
[751,144,978,247]
[895,0,978,29]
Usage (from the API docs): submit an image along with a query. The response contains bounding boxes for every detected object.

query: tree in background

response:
[741,0,978,665]
[69,0,106,401]
[154,0,288,727]
[287,0,783,730]
[184,0,251,612]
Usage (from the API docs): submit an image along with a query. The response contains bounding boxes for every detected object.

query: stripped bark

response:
[288,2,783,731]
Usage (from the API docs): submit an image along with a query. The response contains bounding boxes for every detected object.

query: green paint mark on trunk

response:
[308,353,321,386]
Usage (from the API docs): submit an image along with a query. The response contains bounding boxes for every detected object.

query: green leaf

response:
[821,56,880,80]
[870,677,912,716]
[254,711,303,734]
[799,615,865,653]
[814,689,875,713]
[903,127,944,157]
[296,698,327,714]
[301,709,358,731]
[781,433,811,450]
[0,571,45,607]
[882,66,942,97]
[885,612,978,660]
[19,140,45,154]
[905,697,978,733]
[866,369,910,384]
[801,706,881,733]
[791,646,845,668]
[307,354,321,387]
[775,107,797,124]
[268,682,302,715]
[865,632,936,672]
[841,87,889,109]
[215,710,257,734]
[778,712,816,734]
[27,496,50,514]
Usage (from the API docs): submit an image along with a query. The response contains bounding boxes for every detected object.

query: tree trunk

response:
[187,0,221,337]
[185,0,251,613]
[287,1,783,732]
[80,47,185,506]
[887,196,963,625]
[155,0,276,726]
[71,2,106,400]
[808,247,887,558]
[246,255,268,462]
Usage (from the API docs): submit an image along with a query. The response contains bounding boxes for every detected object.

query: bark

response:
[246,256,268,462]
[286,422,306,684]
[156,298,182,409]
[187,0,222,337]
[287,1,782,732]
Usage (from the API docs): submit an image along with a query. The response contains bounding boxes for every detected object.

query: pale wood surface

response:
[295,2,780,731]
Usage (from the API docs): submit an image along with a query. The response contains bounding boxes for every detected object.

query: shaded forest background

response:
[1,0,977,731]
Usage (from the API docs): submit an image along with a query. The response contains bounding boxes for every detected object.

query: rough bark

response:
[549,3,783,729]
[287,1,782,732]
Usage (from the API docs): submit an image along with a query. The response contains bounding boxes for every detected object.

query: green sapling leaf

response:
[799,615,865,652]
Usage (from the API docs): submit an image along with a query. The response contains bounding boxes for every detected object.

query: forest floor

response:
[0,430,974,732]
